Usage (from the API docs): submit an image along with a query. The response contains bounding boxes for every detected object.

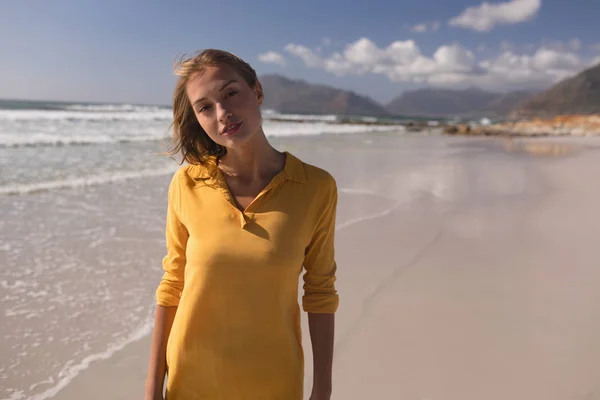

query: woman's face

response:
[186,64,264,150]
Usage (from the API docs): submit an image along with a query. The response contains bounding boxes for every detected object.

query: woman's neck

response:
[217,135,284,183]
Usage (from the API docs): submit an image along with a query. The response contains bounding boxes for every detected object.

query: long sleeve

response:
[302,176,339,313]
[155,171,189,307]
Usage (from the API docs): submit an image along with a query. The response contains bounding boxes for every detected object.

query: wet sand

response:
[51,135,600,400]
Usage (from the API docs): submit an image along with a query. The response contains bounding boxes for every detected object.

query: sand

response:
[52,136,600,400]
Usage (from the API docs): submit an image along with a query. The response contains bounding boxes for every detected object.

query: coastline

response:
[47,135,600,400]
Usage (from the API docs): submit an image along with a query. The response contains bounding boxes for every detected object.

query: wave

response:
[1,122,403,148]
[0,109,173,122]
[0,166,178,195]
[262,121,404,137]
[0,133,168,148]
[262,109,339,122]
[63,104,169,112]
[24,318,154,400]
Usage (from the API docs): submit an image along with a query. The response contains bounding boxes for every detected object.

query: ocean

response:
[0,100,409,399]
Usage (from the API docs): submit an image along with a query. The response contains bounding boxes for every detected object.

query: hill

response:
[385,87,536,118]
[259,74,391,117]
[515,62,600,117]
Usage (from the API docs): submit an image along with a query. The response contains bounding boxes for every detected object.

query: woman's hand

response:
[309,391,332,400]
[144,388,164,400]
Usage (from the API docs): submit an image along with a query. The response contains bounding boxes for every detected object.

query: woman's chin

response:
[221,129,259,149]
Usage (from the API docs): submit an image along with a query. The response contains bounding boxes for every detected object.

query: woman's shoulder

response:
[289,154,337,200]
[169,160,216,189]
[296,158,337,189]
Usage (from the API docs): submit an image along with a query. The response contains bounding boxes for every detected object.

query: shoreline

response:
[12,135,600,400]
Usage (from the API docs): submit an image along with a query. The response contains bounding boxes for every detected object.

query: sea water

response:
[0,100,407,400]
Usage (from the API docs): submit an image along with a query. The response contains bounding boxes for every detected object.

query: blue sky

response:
[1,0,599,105]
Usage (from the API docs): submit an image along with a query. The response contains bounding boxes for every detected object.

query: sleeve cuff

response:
[302,293,339,313]
[155,285,182,307]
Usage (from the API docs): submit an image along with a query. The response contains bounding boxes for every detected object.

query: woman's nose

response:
[217,103,232,123]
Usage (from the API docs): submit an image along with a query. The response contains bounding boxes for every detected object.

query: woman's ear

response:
[254,79,264,105]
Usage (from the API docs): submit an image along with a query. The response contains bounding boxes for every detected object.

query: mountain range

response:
[259,62,600,119]
[513,62,600,117]
[260,75,391,117]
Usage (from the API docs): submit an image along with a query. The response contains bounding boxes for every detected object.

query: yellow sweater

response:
[155,151,339,400]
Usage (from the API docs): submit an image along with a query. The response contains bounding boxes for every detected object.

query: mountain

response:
[385,87,537,117]
[484,90,536,116]
[259,74,391,117]
[514,62,600,117]
[385,87,499,117]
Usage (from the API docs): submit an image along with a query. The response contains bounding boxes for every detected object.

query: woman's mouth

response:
[221,122,243,136]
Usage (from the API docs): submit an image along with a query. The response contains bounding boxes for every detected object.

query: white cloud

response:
[258,51,286,66]
[591,43,600,52]
[283,37,592,91]
[322,37,332,46]
[500,41,513,51]
[283,44,323,68]
[449,0,541,32]
[569,38,582,51]
[410,21,441,33]
[411,24,428,33]
[479,47,586,88]
[532,48,580,70]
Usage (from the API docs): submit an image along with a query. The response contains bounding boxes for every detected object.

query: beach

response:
[3,105,600,399]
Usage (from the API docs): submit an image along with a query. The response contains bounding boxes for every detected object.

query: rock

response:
[442,114,600,137]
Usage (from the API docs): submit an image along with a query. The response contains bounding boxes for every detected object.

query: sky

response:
[0,0,599,105]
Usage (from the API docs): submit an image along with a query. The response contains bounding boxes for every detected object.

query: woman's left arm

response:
[302,174,340,400]
[308,312,335,400]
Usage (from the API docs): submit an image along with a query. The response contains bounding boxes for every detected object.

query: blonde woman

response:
[145,49,339,400]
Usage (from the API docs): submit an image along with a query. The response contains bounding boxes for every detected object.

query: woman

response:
[145,49,339,400]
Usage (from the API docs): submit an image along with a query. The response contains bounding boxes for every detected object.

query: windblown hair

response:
[164,49,258,165]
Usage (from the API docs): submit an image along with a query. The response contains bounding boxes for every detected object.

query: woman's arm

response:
[303,175,340,399]
[145,305,178,400]
[147,171,188,398]
[308,312,335,400]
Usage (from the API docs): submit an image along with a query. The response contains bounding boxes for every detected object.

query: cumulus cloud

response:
[411,24,428,33]
[590,56,600,68]
[500,41,513,51]
[284,44,323,68]
[410,21,440,33]
[569,38,582,51]
[449,0,541,32]
[258,51,286,66]
[282,37,592,91]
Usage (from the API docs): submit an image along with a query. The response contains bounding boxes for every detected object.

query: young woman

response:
[145,49,339,400]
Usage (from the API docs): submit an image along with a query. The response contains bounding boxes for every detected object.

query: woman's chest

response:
[180,188,314,270]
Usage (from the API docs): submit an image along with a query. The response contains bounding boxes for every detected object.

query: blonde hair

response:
[165,49,259,165]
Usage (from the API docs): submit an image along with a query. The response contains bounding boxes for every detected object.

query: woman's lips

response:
[222,122,242,136]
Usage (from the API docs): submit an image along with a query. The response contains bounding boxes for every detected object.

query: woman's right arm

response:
[145,305,177,400]
[147,171,189,399]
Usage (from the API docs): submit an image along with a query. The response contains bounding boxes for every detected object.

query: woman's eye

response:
[226,91,238,99]
[198,105,211,113]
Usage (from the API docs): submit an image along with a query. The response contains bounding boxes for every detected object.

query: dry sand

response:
[53,136,600,400]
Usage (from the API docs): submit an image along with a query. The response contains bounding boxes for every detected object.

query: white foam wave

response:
[262,121,404,137]
[1,121,402,148]
[63,104,167,112]
[0,166,178,195]
[0,109,173,122]
[0,133,167,148]
[26,319,154,400]
[262,110,339,122]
